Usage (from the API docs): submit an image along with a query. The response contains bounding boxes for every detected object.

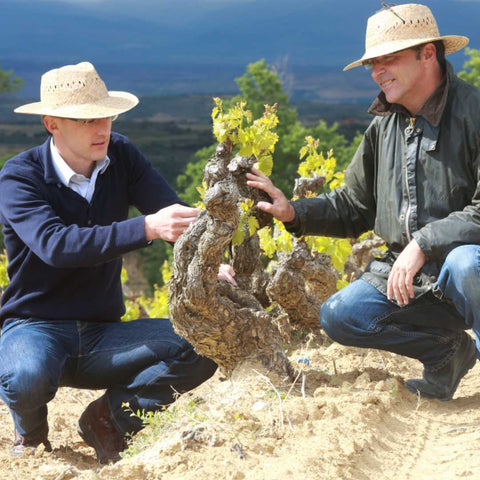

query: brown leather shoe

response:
[77,394,127,464]
[11,427,52,457]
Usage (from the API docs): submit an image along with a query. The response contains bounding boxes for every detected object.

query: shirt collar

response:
[368,63,451,127]
[49,137,110,186]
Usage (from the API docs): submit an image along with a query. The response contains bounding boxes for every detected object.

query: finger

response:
[169,222,194,238]
[218,265,238,286]
[172,216,196,227]
[390,271,405,306]
[394,287,404,306]
[405,272,415,299]
[398,283,409,306]
[255,201,275,214]
[250,166,268,178]
[178,216,198,225]
[246,179,272,194]
[387,276,394,301]
[174,212,200,225]
[175,207,200,218]
[246,171,265,184]
[221,273,238,286]
[218,264,234,276]
[392,269,407,305]
[387,270,396,301]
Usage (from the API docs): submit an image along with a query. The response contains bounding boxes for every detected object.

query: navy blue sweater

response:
[0,132,182,326]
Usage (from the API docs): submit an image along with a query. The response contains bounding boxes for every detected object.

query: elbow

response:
[37,240,86,268]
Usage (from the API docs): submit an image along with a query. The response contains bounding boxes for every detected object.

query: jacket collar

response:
[40,137,61,185]
[368,61,453,127]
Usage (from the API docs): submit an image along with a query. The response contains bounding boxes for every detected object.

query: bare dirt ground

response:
[1,330,479,480]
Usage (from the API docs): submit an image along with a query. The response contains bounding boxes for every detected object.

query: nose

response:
[96,117,111,134]
[371,62,385,81]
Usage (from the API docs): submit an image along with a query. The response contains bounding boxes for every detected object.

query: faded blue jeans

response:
[321,245,480,370]
[0,317,217,441]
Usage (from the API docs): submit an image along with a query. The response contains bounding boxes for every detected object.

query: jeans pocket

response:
[1,318,31,337]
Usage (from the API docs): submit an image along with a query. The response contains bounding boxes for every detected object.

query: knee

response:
[442,245,479,286]
[444,245,478,276]
[320,294,353,345]
[0,361,56,410]
[197,356,218,382]
[170,346,218,386]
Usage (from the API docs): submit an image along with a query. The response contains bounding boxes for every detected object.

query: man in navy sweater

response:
[0,62,223,463]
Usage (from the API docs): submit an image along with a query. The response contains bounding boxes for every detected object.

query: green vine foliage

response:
[176,59,358,206]
[458,48,480,88]
[2,52,480,321]
[0,101,358,322]
[212,101,354,289]
[0,251,9,292]
[103,49,480,320]
[121,99,356,319]
[256,135,352,290]
[122,261,171,321]
[210,99,278,246]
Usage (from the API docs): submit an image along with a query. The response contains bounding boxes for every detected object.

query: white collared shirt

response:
[50,137,110,203]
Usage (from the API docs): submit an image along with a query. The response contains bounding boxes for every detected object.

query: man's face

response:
[367,47,425,113]
[46,116,113,174]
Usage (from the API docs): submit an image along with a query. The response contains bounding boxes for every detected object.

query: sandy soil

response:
[1,330,479,480]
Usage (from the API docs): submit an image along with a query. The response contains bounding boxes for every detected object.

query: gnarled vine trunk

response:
[168,142,338,377]
[168,142,293,378]
[266,240,337,330]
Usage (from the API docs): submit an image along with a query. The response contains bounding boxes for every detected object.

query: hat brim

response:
[343,35,469,71]
[14,91,139,118]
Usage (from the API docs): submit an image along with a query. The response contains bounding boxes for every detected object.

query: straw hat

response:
[14,62,139,118]
[344,3,469,71]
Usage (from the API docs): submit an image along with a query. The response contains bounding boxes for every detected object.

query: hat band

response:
[41,76,109,110]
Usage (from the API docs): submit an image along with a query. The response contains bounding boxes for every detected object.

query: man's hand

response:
[387,239,426,306]
[218,264,237,285]
[246,167,295,222]
[145,204,200,242]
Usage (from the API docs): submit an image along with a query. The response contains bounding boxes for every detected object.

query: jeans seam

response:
[367,309,393,332]
[425,331,463,371]
[369,305,457,344]
[475,247,480,276]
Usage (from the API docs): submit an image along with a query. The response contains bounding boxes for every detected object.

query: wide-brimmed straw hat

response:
[344,3,469,71]
[14,62,139,118]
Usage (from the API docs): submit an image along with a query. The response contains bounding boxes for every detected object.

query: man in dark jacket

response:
[0,62,231,463]
[248,3,480,402]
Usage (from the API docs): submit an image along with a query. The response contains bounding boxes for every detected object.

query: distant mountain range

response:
[2,0,480,101]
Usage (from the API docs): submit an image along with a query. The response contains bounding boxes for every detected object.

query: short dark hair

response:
[434,40,446,71]
[413,40,446,71]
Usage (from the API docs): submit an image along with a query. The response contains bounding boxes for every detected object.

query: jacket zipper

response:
[404,117,416,242]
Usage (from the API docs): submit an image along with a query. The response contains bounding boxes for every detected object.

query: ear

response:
[422,43,437,65]
[43,116,59,135]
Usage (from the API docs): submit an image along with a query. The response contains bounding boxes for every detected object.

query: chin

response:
[385,93,400,105]
[92,147,108,158]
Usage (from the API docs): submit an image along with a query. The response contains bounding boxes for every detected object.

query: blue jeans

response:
[321,245,480,370]
[0,317,217,440]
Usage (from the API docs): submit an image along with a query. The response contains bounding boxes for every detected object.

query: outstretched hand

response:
[387,239,426,306]
[144,203,200,242]
[246,167,295,222]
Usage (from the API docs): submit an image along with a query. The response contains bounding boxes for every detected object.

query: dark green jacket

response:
[286,62,480,297]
